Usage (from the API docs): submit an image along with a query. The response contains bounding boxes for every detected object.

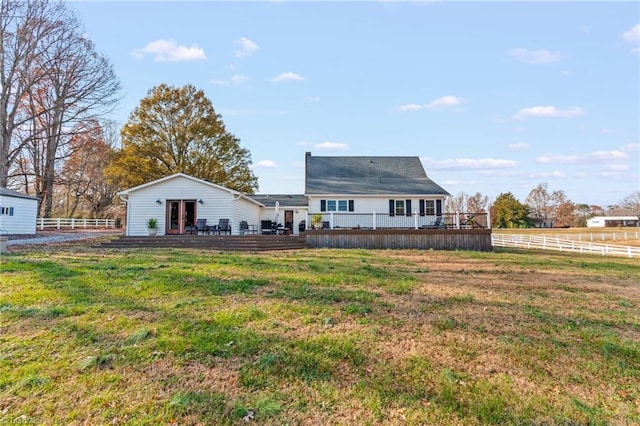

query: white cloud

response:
[270,72,304,82]
[508,142,530,150]
[621,142,640,152]
[441,179,477,186]
[513,105,585,120]
[529,171,566,178]
[600,128,617,134]
[508,48,564,64]
[421,157,518,170]
[211,75,250,86]
[536,150,628,164]
[602,164,629,172]
[131,39,206,62]
[397,103,424,112]
[234,37,259,58]
[314,142,348,151]
[622,24,640,53]
[426,95,466,110]
[254,160,278,168]
[305,96,320,102]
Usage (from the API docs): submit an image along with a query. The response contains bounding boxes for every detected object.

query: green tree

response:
[491,192,530,228]
[107,84,258,193]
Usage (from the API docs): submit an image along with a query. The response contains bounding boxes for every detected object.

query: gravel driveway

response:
[6,230,123,246]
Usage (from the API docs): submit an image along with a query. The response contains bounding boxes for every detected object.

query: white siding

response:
[0,195,38,235]
[308,195,445,215]
[126,176,238,236]
[232,197,262,234]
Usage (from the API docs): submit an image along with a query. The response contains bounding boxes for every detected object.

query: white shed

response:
[586,216,639,228]
[0,187,39,235]
[118,173,264,236]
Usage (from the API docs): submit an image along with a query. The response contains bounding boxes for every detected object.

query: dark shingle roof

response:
[0,186,39,200]
[249,194,308,208]
[305,155,450,196]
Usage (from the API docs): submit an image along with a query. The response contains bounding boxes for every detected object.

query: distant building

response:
[586,216,639,228]
[0,187,39,235]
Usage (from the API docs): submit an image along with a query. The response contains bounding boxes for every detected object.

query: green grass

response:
[1,245,639,424]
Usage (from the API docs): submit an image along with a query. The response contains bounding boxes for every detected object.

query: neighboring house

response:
[304,152,450,228]
[0,187,39,235]
[118,173,264,236]
[587,216,640,228]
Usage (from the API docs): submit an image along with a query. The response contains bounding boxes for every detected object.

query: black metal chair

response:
[239,220,258,235]
[213,218,232,235]
[194,218,209,235]
[261,220,274,235]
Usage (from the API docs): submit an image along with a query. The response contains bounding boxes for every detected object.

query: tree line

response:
[1,0,257,219]
[1,1,637,226]
[449,186,640,228]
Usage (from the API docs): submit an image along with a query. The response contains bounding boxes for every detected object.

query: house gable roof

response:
[118,173,264,206]
[0,186,39,201]
[304,154,450,196]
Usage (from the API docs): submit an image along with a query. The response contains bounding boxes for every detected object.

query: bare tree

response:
[1,0,120,218]
[466,192,490,212]
[0,0,69,187]
[619,191,640,219]
[60,120,120,218]
[447,191,489,213]
[525,183,553,221]
[26,25,119,216]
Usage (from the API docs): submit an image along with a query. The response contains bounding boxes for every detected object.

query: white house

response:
[0,187,39,235]
[304,152,450,228]
[586,216,640,228]
[118,173,264,236]
[119,154,452,236]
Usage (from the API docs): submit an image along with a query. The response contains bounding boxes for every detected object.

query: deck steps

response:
[95,235,309,251]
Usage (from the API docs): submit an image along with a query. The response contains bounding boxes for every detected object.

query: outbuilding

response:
[118,173,265,236]
[586,216,640,228]
[0,187,39,235]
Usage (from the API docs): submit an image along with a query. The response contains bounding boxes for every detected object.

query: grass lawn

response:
[1,242,639,425]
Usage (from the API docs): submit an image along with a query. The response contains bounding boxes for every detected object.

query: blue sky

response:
[70,1,639,206]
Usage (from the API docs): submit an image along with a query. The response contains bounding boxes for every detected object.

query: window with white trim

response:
[320,199,354,212]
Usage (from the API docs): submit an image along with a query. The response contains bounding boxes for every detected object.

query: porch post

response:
[330,212,334,229]
[486,210,491,229]
[414,211,418,229]
[372,211,376,230]
[455,211,460,229]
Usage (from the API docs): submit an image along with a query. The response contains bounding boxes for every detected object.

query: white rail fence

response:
[491,234,640,258]
[37,218,117,230]
[517,231,640,243]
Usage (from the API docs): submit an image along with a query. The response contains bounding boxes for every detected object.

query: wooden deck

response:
[95,229,493,252]
[96,235,309,251]
[305,228,493,251]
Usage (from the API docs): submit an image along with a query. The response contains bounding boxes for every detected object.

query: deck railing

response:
[37,218,117,230]
[307,212,489,230]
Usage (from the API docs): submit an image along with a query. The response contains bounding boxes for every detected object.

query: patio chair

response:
[261,220,274,235]
[212,218,232,235]
[194,218,209,235]
[239,220,258,235]
[424,216,445,229]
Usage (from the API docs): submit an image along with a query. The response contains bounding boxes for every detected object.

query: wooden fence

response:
[305,228,492,251]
